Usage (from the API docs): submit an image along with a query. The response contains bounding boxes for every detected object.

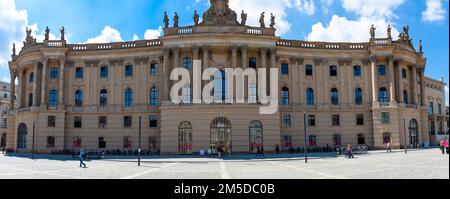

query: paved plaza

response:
[0,149,448,179]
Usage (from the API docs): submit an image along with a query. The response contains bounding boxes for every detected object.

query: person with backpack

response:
[347,144,354,159]
[445,138,449,155]
[79,149,87,168]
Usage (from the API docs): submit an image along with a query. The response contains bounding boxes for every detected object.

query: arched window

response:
[29,72,34,83]
[281,63,289,75]
[75,90,83,107]
[282,87,289,106]
[182,84,192,104]
[150,87,159,107]
[124,88,133,107]
[409,119,419,148]
[403,90,408,104]
[49,89,58,107]
[248,83,257,104]
[307,88,314,106]
[17,123,28,149]
[331,88,339,105]
[379,87,388,103]
[213,70,227,102]
[249,121,263,153]
[355,88,363,105]
[210,117,232,154]
[100,90,108,107]
[178,121,193,154]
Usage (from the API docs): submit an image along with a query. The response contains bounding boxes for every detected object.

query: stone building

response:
[5,0,448,154]
[424,77,448,145]
[1,81,16,150]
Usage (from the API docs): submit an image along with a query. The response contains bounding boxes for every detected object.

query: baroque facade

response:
[6,0,448,154]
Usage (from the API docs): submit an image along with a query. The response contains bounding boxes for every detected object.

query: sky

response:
[0,0,449,104]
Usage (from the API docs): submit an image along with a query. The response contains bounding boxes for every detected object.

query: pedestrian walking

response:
[79,149,87,168]
[347,144,354,159]
[275,145,280,154]
[387,142,392,153]
[445,138,449,155]
[256,145,261,157]
[260,146,265,157]
[1,147,5,154]
[439,139,445,154]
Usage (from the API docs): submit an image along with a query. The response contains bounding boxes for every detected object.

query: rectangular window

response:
[50,67,59,79]
[438,103,442,115]
[332,114,340,126]
[429,102,434,115]
[183,57,192,70]
[29,73,34,83]
[308,115,316,127]
[378,65,386,76]
[99,116,107,128]
[124,136,132,148]
[330,65,337,77]
[98,137,106,148]
[381,112,390,124]
[149,115,158,128]
[149,136,158,149]
[356,114,364,125]
[305,65,313,76]
[150,63,158,76]
[100,66,108,78]
[354,65,361,77]
[47,137,55,148]
[249,57,257,68]
[74,116,82,128]
[282,114,291,128]
[281,63,289,75]
[402,68,407,79]
[75,67,83,79]
[48,116,56,127]
[3,93,7,99]
[124,116,132,128]
[125,65,133,77]
[358,134,365,145]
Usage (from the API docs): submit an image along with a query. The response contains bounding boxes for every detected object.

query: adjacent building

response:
[5,0,448,154]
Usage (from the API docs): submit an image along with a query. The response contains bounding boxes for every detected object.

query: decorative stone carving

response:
[194,11,199,25]
[163,12,169,28]
[173,12,179,28]
[12,43,16,56]
[200,0,239,26]
[398,25,412,45]
[270,13,275,28]
[241,10,247,26]
[23,28,37,48]
[45,27,50,41]
[419,40,423,53]
[260,12,265,28]
[387,25,392,39]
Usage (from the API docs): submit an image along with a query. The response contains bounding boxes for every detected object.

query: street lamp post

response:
[138,112,142,166]
[404,119,408,154]
[303,112,308,164]
[32,121,35,159]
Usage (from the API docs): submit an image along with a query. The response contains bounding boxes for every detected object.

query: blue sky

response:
[0,0,448,104]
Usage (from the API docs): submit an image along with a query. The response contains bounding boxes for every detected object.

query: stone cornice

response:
[337,58,352,65]
[109,58,125,65]
[84,59,99,66]
[134,56,150,64]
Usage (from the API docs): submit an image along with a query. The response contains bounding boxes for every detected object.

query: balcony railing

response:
[277,39,368,50]
[69,39,162,51]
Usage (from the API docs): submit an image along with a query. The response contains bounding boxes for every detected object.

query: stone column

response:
[9,71,16,111]
[17,69,23,108]
[231,46,238,68]
[397,61,404,103]
[260,48,267,69]
[32,62,39,107]
[192,46,199,61]
[162,48,170,101]
[420,68,426,106]
[241,46,248,69]
[388,56,396,102]
[270,48,277,68]
[41,58,48,107]
[202,46,209,71]
[370,56,378,103]
[59,58,65,109]
[412,65,418,105]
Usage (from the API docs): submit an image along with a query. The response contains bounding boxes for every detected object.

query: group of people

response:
[439,138,449,155]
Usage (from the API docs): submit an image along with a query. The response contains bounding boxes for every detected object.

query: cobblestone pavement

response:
[0,149,448,179]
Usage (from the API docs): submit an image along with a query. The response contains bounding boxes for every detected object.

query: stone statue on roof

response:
[45,27,50,41]
[260,12,265,28]
[60,26,65,41]
[370,24,376,39]
[270,13,275,28]
[163,12,169,28]
[194,10,199,25]
[174,12,179,27]
[12,43,16,56]
[241,10,247,26]
[387,25,392,39]
[200,0,239,25]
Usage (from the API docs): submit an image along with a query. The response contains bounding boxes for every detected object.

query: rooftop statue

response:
[45,27,50,41]
[60,26,65,41]
[200,0,239,25]
[419,40,423,53]
[403,25,409,36]
[174,12,179,28]
[12,43,16,56]
[270,13,275,28]
[23,27,37,48]
[241,10,247,26]
[387,25,392,39]
[260,12,265,28]
[163,12,169,28]
[194,10,199,25]
[370,24,376,39]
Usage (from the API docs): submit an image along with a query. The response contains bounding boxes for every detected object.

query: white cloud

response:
[321,0,333,14]
[294,0,316,16]
[132,34,140,41]
[422,0,447,22]
[307,0,404,42]
[144,26,163,40]
[0,0,28,69]
[84,26,123,44]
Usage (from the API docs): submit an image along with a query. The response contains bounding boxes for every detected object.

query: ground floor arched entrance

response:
[17,123,28,149]
[178,121,193,155]
[249,120,263,153]
[409,119,419,148]
[210,117,232,155]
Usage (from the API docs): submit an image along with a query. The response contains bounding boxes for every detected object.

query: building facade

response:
[424,77,448,145]
[1,81,16,150]
[5,0,447,154]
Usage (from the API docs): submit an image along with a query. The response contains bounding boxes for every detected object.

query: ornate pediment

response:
[200,0,239,26]
[22,28,37,49]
